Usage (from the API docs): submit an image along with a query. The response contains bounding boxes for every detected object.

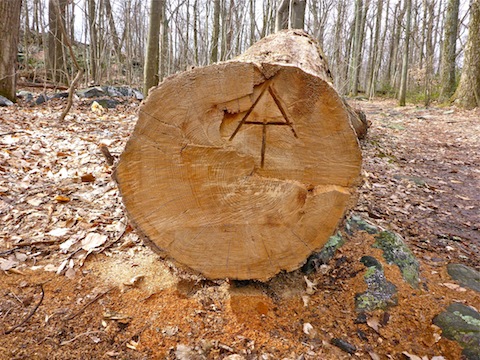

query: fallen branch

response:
[64,287,113,321]
[4,284,44,335]
[58,70,83,122]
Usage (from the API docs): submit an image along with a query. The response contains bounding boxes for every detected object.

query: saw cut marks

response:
[228,79,298,168]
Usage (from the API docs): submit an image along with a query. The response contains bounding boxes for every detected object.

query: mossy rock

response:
[373,231,420,288]
[346,214,379,235]
[447,263,480,293]
[433,302,480,360]
[355,256,398,312]
[302,233,345,274]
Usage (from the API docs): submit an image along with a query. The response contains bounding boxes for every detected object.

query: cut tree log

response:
[115,30,364,280]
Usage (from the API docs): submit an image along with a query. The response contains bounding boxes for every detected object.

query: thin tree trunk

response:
[367,0,383,98]
[211,0,221,63]
[399,0,412,106]
[144,0,163,95]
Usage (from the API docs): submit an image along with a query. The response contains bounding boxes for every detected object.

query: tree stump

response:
[115,30,363,280]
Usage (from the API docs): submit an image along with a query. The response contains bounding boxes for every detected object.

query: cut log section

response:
[115,30,363,280]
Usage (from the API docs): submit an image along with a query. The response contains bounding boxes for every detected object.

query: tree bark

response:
[115,30,364,281]
[438,0,460,102]
[399,0,412,106]
[453,0,480,109]
[144,0,163,95]
[48,0,68,84]
[0,0,22,101]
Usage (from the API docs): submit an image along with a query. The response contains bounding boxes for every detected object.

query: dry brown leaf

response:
[54,195,70,203]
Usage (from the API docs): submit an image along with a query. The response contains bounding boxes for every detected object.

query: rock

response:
[346,214,380,235]
[447,263,480,293]
[35,93,49,105]
[373,231,420,288]
[0,95,14,106]
[115,86,144,100]
[102,86,124,97]
[51,92,69,99]
[302,233,345,274]
[77,86,105,98]
[355,256,398,311]
[92,98,120,108]
[17,91,34,102]
[433,302,480,360]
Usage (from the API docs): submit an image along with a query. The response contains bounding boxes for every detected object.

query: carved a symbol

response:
[229,81,298,168]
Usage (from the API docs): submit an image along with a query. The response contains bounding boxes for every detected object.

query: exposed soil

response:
[1,97,479,359]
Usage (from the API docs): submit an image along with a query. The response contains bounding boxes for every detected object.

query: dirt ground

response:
[1,96,479,359]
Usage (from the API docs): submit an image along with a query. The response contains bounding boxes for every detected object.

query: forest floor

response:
[0,96,479,360]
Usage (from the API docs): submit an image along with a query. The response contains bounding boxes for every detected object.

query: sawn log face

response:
[115,31,362,280]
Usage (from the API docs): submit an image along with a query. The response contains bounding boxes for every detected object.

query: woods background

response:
[1,0,479,108]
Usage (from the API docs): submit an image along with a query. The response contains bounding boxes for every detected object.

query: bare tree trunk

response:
[48,0,68,84]
[399,0,413,106]
[104,0,122,60]
[424,0,434,106]
[453,0,480,108]
[367,0,383,98]
[87,0,98,83]
[144,0,163,95]
[0,0,22,102]
[349,0,363,96]
[276,0,306,31]
[211,0,221,63]
[439,0,460,102]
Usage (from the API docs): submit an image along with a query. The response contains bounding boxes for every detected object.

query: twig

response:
[4,285,44,335]
[15,239,61,247]
[64,287,113,321]
[60,330,105,346]
[0,130,26,137]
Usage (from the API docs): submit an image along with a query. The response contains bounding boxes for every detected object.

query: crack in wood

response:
[228,81,297,168]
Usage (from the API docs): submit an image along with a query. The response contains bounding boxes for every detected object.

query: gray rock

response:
[302,233,345,274]
[17,91,34,102]
[0,95,14,106]
[93,98,120,108]
[355,256,398,311]
[447,263,480,293]
[51,92,69,99]
[35,93,49,105]
[77,86,105,98]
[346,214,379,235]
[373,231,420,288]
[433,302,480,360]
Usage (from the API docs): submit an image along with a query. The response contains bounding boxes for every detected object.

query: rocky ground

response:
[1,95,479,359]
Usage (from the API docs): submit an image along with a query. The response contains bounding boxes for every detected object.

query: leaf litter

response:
[0,97,479,359]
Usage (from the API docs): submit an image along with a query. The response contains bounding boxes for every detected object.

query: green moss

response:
[355,258,398,312]
[453,312,480,327]
[302,233,345,274]
[346,215,379,235]
[373,231,420,288]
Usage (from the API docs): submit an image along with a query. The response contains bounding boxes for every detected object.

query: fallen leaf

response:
[367,316,381,333]
[0,258,18,271]
[54,195,70,203]
[402,352,423,360]
[48,228,69,237]
[80,173,96,182]
[82,232,108,251]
